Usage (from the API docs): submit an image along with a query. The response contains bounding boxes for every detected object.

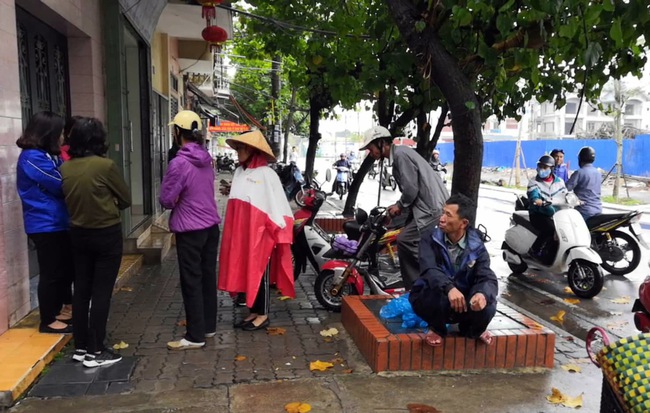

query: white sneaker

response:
[72,349,87,362]
[167,338,205,350]
[205,331,217,338]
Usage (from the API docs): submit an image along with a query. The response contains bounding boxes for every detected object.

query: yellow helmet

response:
[169,110,202,131]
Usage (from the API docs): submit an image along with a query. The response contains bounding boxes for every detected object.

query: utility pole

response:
[270,54,282,158]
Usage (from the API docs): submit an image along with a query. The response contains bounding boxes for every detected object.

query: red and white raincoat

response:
[217,154,294,306]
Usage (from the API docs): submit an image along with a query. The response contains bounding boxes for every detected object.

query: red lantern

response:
[202,25,228,45]
[196,0,223,21]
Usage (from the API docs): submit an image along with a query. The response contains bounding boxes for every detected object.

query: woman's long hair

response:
[68,117,109,158]
[16,111,65,155]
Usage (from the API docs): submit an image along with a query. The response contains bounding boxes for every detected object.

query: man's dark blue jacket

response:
[414,227,498,304]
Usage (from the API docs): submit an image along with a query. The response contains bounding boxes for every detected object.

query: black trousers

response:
[410,285,497,339]
[29,231,75,326]
[529,212,555,253]
[70,224,123,353]
[250,263,270,316]
[175,225,220,343]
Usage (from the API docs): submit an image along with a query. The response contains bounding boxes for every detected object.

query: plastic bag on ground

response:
[379,293,428,328]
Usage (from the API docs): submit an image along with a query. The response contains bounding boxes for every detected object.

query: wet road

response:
[319,167,650,342]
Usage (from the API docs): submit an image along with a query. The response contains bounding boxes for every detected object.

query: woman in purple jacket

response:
[160,110,221,351]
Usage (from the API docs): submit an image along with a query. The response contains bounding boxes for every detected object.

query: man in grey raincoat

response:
[360,126,449,290]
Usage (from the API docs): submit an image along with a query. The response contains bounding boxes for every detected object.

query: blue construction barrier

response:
[436,134,650,177]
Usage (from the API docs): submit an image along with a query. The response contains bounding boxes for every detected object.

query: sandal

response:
[424,331,443,347]
[478,331,493,345]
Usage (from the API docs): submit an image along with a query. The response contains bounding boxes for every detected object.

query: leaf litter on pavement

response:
[561,363,582,373]
[546,387,584,409]
[407,403,441,413]
[284,402,311,413]
[610,296,631,304]
[550,310,566,324]
[112,341,129,350]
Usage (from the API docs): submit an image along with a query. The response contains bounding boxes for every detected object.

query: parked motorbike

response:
[314,206,404,312]
[294,171,324,208]
[503,192,604,298]
[275,162,305,203]
[586,211,648,276]
[216,154,236,173]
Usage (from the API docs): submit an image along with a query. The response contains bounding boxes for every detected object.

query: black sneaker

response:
[72,349,87,362]
[83,349,122,368]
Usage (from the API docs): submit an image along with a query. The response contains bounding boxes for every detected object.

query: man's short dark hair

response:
[446,193,476,224]
[550,148,564,156]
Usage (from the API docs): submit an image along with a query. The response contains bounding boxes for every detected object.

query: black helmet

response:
[578,146,596,166]
[537,155,554,168]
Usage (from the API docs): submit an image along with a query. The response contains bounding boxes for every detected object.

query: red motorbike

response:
[314,206,404,312]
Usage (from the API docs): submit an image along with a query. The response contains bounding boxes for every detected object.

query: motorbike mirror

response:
[565,192,580,207]
[325,169,332,182]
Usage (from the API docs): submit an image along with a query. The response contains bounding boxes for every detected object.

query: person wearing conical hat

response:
[161,110,222,350]
[218,130,294,331]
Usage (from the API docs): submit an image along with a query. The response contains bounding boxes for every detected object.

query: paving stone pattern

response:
[33,256,360,397]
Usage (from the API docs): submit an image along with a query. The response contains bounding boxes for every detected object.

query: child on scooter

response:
[527,155,567,263]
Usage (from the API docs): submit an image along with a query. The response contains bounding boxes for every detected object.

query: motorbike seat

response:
[585,213,631,229]
[512,211,539,235]
[344,221,362,241]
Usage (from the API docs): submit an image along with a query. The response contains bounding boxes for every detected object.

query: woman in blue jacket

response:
[16,111,74,334]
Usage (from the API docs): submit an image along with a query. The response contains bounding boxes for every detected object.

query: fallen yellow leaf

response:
[320,327,339,337]
[546,387,567,404]
[278,296,293,301]
[564,287,573,294]
[176,320,187,327]
[118,286,133,292]
[550,310,566,323]
[573,358,591,364]
[564,298,580,305]
[342,369,353,374]
[563,393,584,408]
[561,363,582,373]
[284,402,312,413]
[112,341,129,350]
[234,355,247,361]
[611,296,631,304]
[309,360,334,371]
[267,327,286,336]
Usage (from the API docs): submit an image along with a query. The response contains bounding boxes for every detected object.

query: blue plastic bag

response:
[379,293,428,328]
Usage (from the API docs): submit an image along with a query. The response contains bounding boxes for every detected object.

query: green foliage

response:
[411,0,649,121]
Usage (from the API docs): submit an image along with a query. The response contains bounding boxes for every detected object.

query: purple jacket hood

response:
[159,142,221,232]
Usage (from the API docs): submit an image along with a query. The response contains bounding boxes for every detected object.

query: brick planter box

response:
[341,295,555,373]
[314,217,352,233]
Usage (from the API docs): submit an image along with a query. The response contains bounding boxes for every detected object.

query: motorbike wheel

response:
[294,188,307,207]
[597,230,641,276]
[507,260,528,274]
[390,177,397,191]
[315,270,359,312]
[567,259,604,298]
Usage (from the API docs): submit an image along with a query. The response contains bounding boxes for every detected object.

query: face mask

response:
[537,168,551,179]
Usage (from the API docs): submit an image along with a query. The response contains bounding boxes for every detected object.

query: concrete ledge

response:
[0,327,72,407]
[341,295,555,373]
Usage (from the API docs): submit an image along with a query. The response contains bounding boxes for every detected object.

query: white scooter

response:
[502,192,604,298]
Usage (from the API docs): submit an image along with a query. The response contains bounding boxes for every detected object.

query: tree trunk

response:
[385,0,484,209]
[414,110,431,158]
[283,87,297,164]
[305,95,324,181]
[419,103,448,160]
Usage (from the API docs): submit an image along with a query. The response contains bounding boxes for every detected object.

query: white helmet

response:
[433,149,440,155]
[360,126,392,150]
